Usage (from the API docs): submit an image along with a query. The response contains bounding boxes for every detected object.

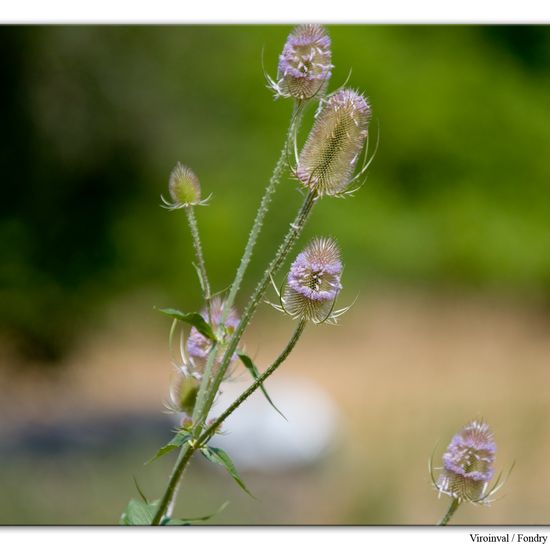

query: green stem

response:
[197,189,317,428]
[151,320,307,525]
[191,343,218,424]
[220,104,304,325]
[194,107,306,433]
[161,188,316,518]
[154,338,218,524]
[154,207,215,523]
[155,106,309,523]
[185,206,212,321]
[151,442,194,525]
[438,498,460,526]
[198,320,306,446]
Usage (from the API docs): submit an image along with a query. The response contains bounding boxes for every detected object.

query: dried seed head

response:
[166,163,202,208]
[187,297,240,377]
[437,420,497,502]
[282,237,343,323]
[275,24,333,101]
[296,89,371,196]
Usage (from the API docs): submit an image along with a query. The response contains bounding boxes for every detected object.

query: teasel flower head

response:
[161,163,210,210]
[275,237,350,324]
[269,24,333,101]
[187,297,240,377]
[295,89,372,197]
[430,420,511,504]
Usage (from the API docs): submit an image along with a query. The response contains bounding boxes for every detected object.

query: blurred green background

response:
[1,25,550,525]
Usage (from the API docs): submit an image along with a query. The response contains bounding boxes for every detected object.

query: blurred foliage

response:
[1,25,549,360]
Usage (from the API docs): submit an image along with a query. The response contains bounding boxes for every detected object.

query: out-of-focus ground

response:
[1,287,548,525]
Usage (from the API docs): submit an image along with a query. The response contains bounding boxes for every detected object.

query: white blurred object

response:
[201,375,339,472]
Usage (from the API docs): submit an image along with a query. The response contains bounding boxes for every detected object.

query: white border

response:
[1,0,550,23]
[2,526,550,550]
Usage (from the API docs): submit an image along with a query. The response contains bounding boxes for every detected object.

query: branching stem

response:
[220,104,304,325]
[151,320,307,525]
[197,190,317,428]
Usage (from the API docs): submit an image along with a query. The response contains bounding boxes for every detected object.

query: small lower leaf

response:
[238,352,287,420]
[146,432,192,464]
[120,499,159,525]
[201,446,254,497]
[163,501,230,525]
[157,308,217,341]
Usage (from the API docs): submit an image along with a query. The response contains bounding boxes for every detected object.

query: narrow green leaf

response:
[120,499,159,525]
[133,475,148,503]
[146,432,192,465]
[157,308,217,341]
[237,352,287,420]
[200,446,254,498]
[163,501,230,525]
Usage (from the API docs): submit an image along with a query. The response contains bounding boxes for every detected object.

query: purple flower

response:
[437,420,497,502]
[296,89,372,197]
[187,297,240,375]
[282,237,343,323]
[274,25,333,100]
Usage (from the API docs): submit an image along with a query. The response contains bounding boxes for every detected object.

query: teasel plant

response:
[429,419,514,526]
[120,24,375,526]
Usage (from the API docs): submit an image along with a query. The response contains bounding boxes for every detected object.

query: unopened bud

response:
[167,163,202,207]
[168,369,199,416]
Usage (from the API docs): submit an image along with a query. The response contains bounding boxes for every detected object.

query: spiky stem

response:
[185,206,212,321]
[151,442,194,525]
[155,107,308,522]
[194,105,305,425]
[438,498,461,526]
[220,104,304,325]
[196,189,317,428]
[151,320,307,525]
[198,320,306,445]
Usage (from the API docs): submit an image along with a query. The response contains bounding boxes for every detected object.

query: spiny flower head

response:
[282,237,343,323]
[187,297,240,375]
[161,163,205,209]
[436,420,497,503]
[296,89,371,197]
[273,24,333,101]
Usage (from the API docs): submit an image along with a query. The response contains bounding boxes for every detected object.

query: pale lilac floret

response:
[287,252,342,302]
[274,25,333,100]
[278,26,331,81]
[187,298,239,366]
[282,237,343,323]
[436,420,497,502]
[443,431,496,482]
[187,330,210,359]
